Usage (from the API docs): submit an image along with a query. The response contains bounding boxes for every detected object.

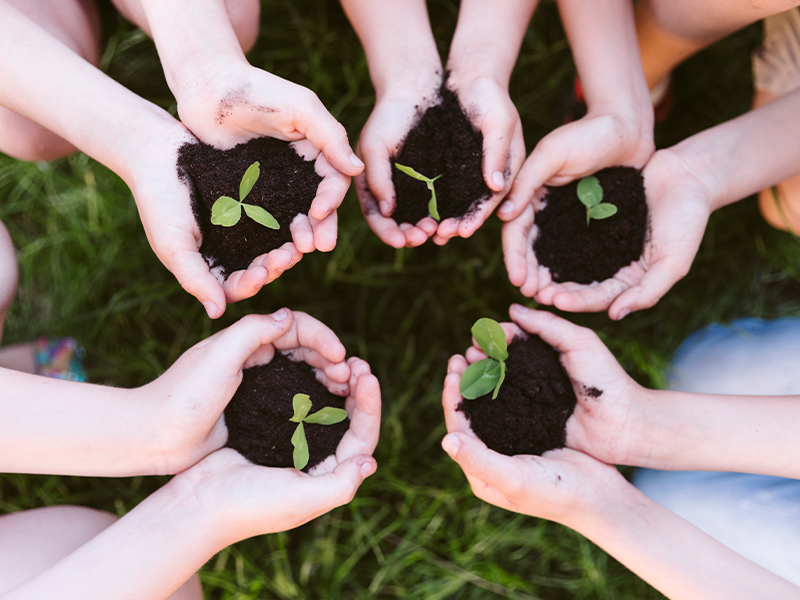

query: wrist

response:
[369,54,443,101]
[446,49,513,89]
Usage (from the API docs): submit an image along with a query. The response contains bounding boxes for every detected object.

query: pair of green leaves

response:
[459,318,508,400]
[395,163,443,221]
[210,161,280,230]
[577,176,617,225]
[289,393,348,470]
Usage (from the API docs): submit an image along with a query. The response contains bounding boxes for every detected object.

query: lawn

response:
[1,1,799,598]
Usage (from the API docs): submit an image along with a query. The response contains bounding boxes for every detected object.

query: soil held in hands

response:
[458,333,577,456]
[390,79,491,225]
[177,137,322,277]
[224,352,349,472]
[534,166,648,284]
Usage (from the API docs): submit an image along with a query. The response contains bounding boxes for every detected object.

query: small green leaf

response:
[290,393,312,423]
[492,361,506,400]
[577,176,603,208]
[459,358,502,399]
[243,204,280,229]
[394,163,431,182]
[471,318,508,362]
[211,196,242,226]
[304,406,348,425]
[239,161,260,201]
[590,203,618,220]
[428,184,440,221]
[291,422,309,470]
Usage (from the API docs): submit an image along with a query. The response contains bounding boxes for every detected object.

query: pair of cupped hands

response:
[133,62,712,323]
[149,302,650,544]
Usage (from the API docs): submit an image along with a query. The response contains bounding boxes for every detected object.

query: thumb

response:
[609,257,691,320]
[297,96,363,178]
[303,455,377,514]
[202,310,295,375]
[442,433,520,488]
[170,248,228,319]
[481,114,515,193]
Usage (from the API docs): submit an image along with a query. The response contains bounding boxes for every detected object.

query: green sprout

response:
[289,393,348,470]
[394,163,443,221]
[210,161,280,229]
[459,318,508,400]
[577,176,617,225]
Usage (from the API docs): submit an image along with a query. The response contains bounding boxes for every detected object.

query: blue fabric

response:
[633,317,800,585]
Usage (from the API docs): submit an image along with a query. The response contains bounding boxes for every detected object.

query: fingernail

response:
[617,308,631,321]
[203,301,219,318]
[379,201,390,216]
[492,171,505,189]
[270,308,289,321]
[357,456,376,477]
[512,304,529,313]
[350,153,364,168]
[499,201,515,214]
[441,433,461,458]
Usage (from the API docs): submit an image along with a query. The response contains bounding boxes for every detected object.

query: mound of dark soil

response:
[533,166,648,284]
[390,77,490,225]
[458,333,577,456]
[224,351,348,472]
[177,137,322,277]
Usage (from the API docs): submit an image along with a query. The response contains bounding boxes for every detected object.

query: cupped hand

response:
[500,107,654,222]
[356,82,442,248]
[176,61,363,179]
[503,148,713,318]
[441,338,626,527]
[169,344,381,544]
[142,309,359,475]
[430,74,525,245]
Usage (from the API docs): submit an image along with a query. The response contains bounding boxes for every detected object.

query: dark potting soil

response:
[224,351,349,472]
[390,79,491,225]
[458,333,577,456]
[177,137,322,277]
[533,166,648,284]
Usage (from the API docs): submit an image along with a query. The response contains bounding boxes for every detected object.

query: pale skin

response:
[0,308,381,598]
[0,0,361,318]
[504,86,800,318]
[442,304,800,599]
[340,0,532,247]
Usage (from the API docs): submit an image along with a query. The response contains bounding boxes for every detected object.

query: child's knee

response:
[225,0,261,54]
[0,107,77,162]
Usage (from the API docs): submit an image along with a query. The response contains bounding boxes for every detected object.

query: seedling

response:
[459,318,508,400]
[577,176,617,225]
[210,161,280,229]
[394,163,443,221]
[289,393,348,470]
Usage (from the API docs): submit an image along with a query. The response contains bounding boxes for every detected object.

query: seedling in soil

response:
[289,393,348,470]
[459,318,508,400]
[211,161,280,229]
[577,176,617,225]
[394,163,443,221]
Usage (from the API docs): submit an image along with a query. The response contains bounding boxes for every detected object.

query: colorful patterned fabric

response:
[33,337,86,382]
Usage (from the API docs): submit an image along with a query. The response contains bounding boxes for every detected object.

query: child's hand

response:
[356,81,443,248]
[500,108,654,222]
[168,353,380,543]
[141,309,360,475]
[503,149,712,318]
[176,63,363,180]
[430,74,525,246]
[441,339,627,528]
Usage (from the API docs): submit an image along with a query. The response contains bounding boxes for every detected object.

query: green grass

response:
[1,1,798,598]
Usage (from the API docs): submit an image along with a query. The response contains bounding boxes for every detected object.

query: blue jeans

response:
[633,318,800,585]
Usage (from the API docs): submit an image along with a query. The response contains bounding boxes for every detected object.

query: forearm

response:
[447,0,538,87]
[558,0,651,115]
[0,478,221,600]
[627,387,800,478]
[339,0,441,97]
[138,0,248,103]
[0,369,162,477]
[668,89,800,211]
[574,482,800,599]
[0,2,176,184]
